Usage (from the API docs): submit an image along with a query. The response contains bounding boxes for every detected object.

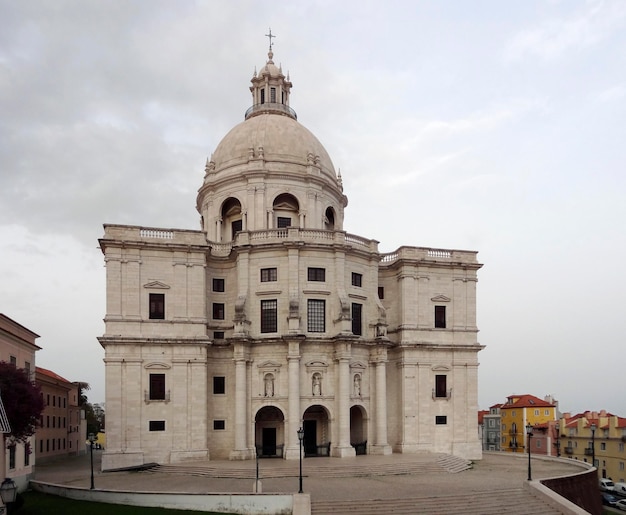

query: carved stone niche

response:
[350,362,367,399]
[258,360,282,398]
[305,360,329,397]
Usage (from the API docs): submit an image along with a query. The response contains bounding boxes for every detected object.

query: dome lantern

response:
[246,35,295,120]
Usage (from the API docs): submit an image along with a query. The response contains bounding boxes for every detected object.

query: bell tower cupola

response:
[246,29,296,121]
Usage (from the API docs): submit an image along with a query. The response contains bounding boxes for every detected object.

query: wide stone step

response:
[311,488,562,515]
[147,458,447,480]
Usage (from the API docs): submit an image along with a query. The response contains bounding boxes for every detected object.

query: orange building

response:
[35,367,85,461]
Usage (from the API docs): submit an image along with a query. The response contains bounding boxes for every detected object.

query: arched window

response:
[221,197,242,241]
[324,207,335,230]
[273,193,299,228]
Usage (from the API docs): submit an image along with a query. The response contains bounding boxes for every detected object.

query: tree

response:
[0,362,45,444]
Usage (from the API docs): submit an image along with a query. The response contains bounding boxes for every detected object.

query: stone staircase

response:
[311,488,563,515]
[145,454,460,480]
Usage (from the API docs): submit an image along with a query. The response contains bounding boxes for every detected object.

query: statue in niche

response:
[353,374,361,397]
[264,373,275,397]
[312,373,322,396]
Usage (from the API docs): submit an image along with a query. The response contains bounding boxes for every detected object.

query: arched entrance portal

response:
[350,405,368,455]
[302,405,331,457]
[255,406,285,458]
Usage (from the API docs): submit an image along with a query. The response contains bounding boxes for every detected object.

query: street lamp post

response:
[0,478,17,514]
[526,424,533,481]
[297,427,304,494]
[88,432,96,490]
[590,422,597,471]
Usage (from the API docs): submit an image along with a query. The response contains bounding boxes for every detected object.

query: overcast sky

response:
[1,1,625,417]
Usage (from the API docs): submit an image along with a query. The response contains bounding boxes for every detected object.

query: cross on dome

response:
[265,28,276,52]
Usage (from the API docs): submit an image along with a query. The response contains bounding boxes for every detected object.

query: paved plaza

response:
[30,450,589,513]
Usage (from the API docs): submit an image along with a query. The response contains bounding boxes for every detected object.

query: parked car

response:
[615,499,626,511]
[614,482,626,496]
[600,478,615,491]
[602,493,619,507]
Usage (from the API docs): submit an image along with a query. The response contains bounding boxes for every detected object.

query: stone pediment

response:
[350,361,366,371]
[258,360,282,369]
[144,362,171,369]
[432,365,451,372]
[305,360,328,368]
[144,281,170,289]
[431,295,450,302]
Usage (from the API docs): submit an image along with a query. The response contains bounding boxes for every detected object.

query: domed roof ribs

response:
[246,36,296,121]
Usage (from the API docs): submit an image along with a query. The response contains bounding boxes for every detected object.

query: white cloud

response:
[503,0,626,61]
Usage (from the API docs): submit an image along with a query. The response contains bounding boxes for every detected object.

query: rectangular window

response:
[277,217,291,228]
[212,278,225,292]
[307,267,325,281]
[619,443,624,452]
[213,331,225,340]
[307,299,326,332]
[9,446,16,469]
[213,376,225,395]
[39,440,43,453]
[149,421,166,431]
[378,286,384,299]
[351,303,362,336]
[489,419,495,427]
[9,355,16,366]
[601,443,606,450]
[434,305,446,328]
[149,373,166,400]
[270,87,276,103]
[260,267,277,282]
[536,440,541,448]
[435,416,447,425]
[534,409,539,416]
[261,299,278,333]
[53,396,56,407]
[435,375,447,398]
[351,272,362,287]
[25,361,31,377]
[212,302,225,320]
[47,394,50,406]
[260,89,265,104]
[214,420,226,430]
[544,410,549,415]
[231,219,242,235]
[149,293,165,319]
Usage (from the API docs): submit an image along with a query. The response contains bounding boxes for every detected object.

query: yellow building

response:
[500,394,557,453]
[559,410,626,481]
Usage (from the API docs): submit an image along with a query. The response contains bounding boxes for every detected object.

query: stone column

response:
[285,340,302,459]
[332,342,355,457]
[230,343,252,460]
[371,348,392,455]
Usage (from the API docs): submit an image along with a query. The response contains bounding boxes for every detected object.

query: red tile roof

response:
[36,366,71,384]
[503,394,555,408]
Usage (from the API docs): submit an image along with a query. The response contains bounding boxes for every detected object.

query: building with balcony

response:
[482,404,502,451]
[0,314,40,491]
[99,47,484,470]
[35,367,86,462]
[500,394,557,453]
[560,410,626,481]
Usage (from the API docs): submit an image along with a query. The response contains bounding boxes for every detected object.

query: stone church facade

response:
[98,49,484,471]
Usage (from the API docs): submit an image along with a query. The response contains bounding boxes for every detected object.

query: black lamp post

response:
[590,422,597,470]
[88,432,96,490]
[0,477,17,512]
[526,424,533,481]
[297,427,304,493]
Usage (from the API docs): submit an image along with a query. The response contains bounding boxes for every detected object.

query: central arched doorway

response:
[255,406,285,458]
[302,405,331,457]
